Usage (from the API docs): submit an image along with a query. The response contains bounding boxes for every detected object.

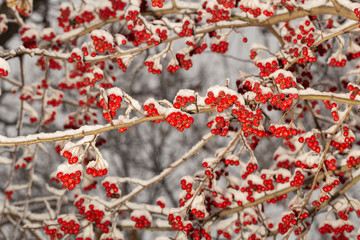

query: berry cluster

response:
[269,125,298,138]
[318,220,354,236]
[62,150,79,164]
[207,116,229,136]
[255,58,279,77]
[331,127,355,152]
[57,167,82,191]
[91,30,115,53]
[211,39,229,54]
[130,210,152,229]
[347,155,360,168]
[57,215,80,235]
[273,72,297,89]
[173,91,196,109]
[151,0,164,8]
[68,48,83,64]
[278,211,309,235]
[323,100,339,121]
[202,1,230,23]
[176,53,193,70]
[241,162,258,179]
[205,87,238,112]
[290,170,305,187]
[269,93,299,111]
[102,180,120,198]
[143,100,164,123]
[20,26,38,49]
[168,213,193,234]
[347,83,360,100]
[328,54,347,67]
[75,197,110,232]
[86,167,108,178]
[43,226,62,240]
[99,93,123,122]
[165,111,194,132]
[232,106,264,136]
[179,19,193,37]
[145,58,162,74]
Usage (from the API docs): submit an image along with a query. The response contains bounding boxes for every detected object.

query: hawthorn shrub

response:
[3,0,360,239]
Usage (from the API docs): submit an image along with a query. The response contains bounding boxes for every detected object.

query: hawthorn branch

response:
[0,107,214,147]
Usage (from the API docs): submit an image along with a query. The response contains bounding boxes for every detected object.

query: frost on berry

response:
[0,57,10,78]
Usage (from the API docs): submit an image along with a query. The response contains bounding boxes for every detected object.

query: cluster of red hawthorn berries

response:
[205,88,238,112]
[5,190,13,200]
[99,93,122,122]
[322,178,339,192]
[255,58,279,77]
[273,72,297,89]
[57,169,82,191]
[43,226,62,240]
[130,210,152,229]
[176,53,193,70]
[86,167,108,178]
[312,193,330,207]
[68,48,83,64]
[330,126,355,152]
[62,150,79,164]
[173,94,196,109]
[165,111,194,132]
[323,100,339,121]
[75,197,110,232]
[298,134,321,153]
[151,0,164,8]
[179,177,194,207]
[347,83,360,100]
[36,57,62,70]
[179,19,193,37]
[201,1,230,23]
[269,93,299,111]
[239,3,262,18]
[269,125,298,138]
[241,162,258,180]
[102,180,120,198]
[290,170,305,187]
[207,116,230,136]
[20,26,38,49]
[278,211,309,235]
[187,41,207,56]
[168,213,193,234]
[143,100,164,123]
[145,58,162,74]
[57,215,80,235]
[211,39,229,54]
[347,155,360,168]
[328,56,347,68]
[318,220,354,236]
